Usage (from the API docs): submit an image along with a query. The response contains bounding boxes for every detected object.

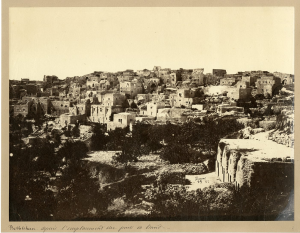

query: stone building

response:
[169,88,203,108]
[106,112,136,131]
[86,90,98,98]
[136,94,152,104]
[70,83,85,98]
[162,72,177,87]
[90,105,124,123]
[98,80,111,90]
[145,101,166,118]
[255,76,282,97]
[86,76,101,89]
[227,81,252,101]
[100,92,126,106]
[120,79,143,98]
[143,78,164,94]
[50,100,74,117]
[22,96,50,115]
[273,72,294,84]
[241,76,258,87]
[13,100,32,117]
[24,84,40,96]
[158,68,171,77]
[106,73,119,87]
[151,93,166,103]
[180,70,193,82]
[220,77,237,86]
[59,113,86,127]
[136,69,151,77]
[69,100,91,117]
[204,74,218,85]
[43,75,58,83]
[117,74,135,83]
[45,87,59,96]
[212,69,227,77]
[190,69,205,85]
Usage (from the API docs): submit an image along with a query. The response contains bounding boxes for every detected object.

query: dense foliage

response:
[90,118,243,164]
[144,183,292,220]
[9,138,106,221]
[144,184,236,219]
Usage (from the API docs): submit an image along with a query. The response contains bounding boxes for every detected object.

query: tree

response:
[55,162,110,220]
[71,126,80,138]
[9,142,58,221]
[145,184,236,219]
[90,124,107,151]
[34,142,60,175]
[106,127,129,151]
[53,133,61,146]
[57,140,89,164]
[146,125,163,153]
[130,102,138,109]
[160,143,190,164]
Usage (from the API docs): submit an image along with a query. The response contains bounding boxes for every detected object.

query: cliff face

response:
[216,139,294,191]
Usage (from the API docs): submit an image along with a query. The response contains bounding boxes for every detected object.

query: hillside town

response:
[9,67,294,221]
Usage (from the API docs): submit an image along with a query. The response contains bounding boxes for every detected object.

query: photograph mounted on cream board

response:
[2,0,299,232]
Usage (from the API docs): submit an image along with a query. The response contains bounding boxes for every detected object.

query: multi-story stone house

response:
[162,72,177,87]
[120,79,143,98]
[170,88,203,108]
[90,105,124,123]
[101,92,127,107]
[227,81,252,101]
[86,76,101,89]
[190,68,205,85]
[106,112,136,131]
[69,99,91,116]
[50,100,74,117]
[241,76,259,87]
[255,76,282,97]
[13,100,32,117]
[145,102,165,118]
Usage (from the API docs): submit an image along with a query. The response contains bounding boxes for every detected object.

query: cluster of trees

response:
[9,137,111,221]
[64,125,80,138]
[144,183,292,220]
[90,118,244,164]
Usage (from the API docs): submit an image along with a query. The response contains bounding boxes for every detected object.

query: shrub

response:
[156,169,185,189]
[259,121,276,131]
[145,184,236,219]
[160,143,190,164]
[181,163,209,175]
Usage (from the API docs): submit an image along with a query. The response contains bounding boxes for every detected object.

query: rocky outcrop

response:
[269,131,294,148]
[238,127,265,139]
[216,139,294,191]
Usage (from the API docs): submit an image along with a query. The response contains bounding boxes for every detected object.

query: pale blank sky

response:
[9,7,294,80]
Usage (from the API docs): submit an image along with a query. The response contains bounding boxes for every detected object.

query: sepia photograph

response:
[6,5,295,225]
